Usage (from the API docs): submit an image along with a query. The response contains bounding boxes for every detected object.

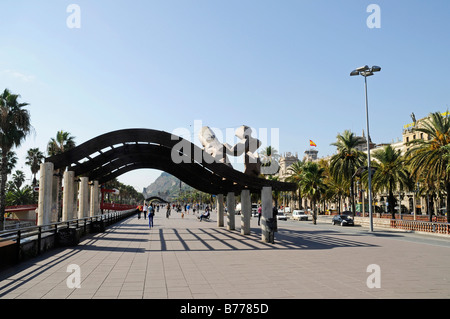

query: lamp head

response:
[371,65,381,72]
[355,65,369,72]
[350,70,360,76]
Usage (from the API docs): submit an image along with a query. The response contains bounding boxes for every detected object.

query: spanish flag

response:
[309,140,317,147]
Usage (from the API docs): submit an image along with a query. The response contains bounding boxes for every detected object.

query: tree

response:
[286,160,305,209]
[0,89,32,229]
[330,130,366,217]
[298,161,327,224]
[11,170,26,190]
[47,130,76,220]
[47,130,76,156]
[371,145,412,219]
[6,185,34,206]
[0,150,18,176]
[25,147,45,187]
[406,111,450,223]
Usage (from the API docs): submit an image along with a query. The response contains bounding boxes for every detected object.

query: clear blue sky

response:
[1,0,449,192]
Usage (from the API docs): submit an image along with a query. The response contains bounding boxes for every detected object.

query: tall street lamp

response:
[350,65,381,232]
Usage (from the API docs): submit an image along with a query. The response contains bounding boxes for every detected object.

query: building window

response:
[406,137,409,143]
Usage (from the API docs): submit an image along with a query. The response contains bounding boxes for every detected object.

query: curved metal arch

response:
[145,196,169,203]
[45,128,297,194]
[77,144,238,194]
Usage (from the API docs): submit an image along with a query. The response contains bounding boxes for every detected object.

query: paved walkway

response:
[1,209,450,299]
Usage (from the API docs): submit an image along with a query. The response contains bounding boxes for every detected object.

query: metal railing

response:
[390,219,450,235]
[0,209,137,266]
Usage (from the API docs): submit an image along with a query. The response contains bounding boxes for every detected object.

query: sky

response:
[0,0,449,192]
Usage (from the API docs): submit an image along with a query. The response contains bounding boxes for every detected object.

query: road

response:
[281,214,450,249]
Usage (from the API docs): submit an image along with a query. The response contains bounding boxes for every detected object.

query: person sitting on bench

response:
[199,207,210,221]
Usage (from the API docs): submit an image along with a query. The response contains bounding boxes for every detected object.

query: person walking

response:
[148,203,154,228]
[166,203,171,218]
[257,205,262,226]
[143,203,148,220]
[137,204,143,219]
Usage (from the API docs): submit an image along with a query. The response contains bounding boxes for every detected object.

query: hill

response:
[142,172,194,201]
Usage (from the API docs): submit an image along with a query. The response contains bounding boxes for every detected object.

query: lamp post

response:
[350,65,381,232]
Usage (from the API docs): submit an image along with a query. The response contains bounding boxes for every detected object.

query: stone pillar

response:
[90,180,99,217]
[51,174,59,223]
[62,171,75,221]
[216,194,224,227]
[261,186,273,243]
[37,162,54,227]
[241,189,251,235]
[226,192,235,231]
[72,179,79,220]
[78,177,89,219]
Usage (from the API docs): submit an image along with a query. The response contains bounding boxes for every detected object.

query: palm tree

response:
[6,185,34,206]
[406,111,450,223]
[286,160,305,209]
[11,170,26,190]
[371,145,412,219]
[298,161,327,224]
[47,130,76,156]
[47,130,76,220]
[330,130,366,217]
[0,150,18,176]
[25,147,45,187]
[0,89,32,229]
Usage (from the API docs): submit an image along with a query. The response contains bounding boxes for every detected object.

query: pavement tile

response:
[2,210,450,300]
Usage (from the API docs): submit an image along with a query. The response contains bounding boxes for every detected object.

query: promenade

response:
[1,208,450,300]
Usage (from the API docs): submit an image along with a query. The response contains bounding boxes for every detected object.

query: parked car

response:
[331,214,354,226]
[291,210,308,221]
[276,212,287,221]
[235,203,241,215]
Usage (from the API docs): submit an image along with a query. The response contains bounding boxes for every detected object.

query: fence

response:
[3,203,138,229]
[390,219,450,235]
[0,208,137,269]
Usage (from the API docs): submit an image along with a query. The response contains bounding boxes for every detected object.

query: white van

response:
[291,210,308,221]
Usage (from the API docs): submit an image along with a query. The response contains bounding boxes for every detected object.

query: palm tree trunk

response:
[312,198,317,224]
[350,178,356,218]
[338,195,341,214]
[0,151,8,230]
[388,190,395,219]
[446,181,450,224]
[427,193,432,222]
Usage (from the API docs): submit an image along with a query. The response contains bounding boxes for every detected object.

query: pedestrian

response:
[258,205,262,226]
[143,203,148,220]
[137,204,142,219]
[272,205,278,232]
[148,203,154,228]
[166,203,171,218]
